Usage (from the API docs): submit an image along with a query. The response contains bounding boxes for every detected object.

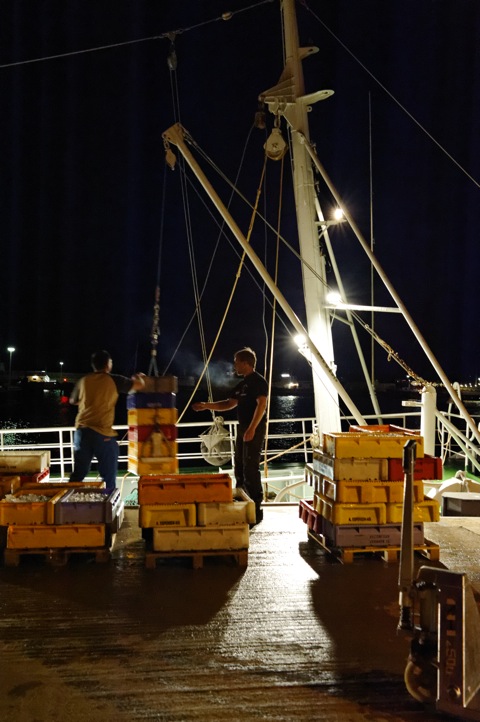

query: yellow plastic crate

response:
[0,488,67,525]
[138,473,232,504]
[386,498,440,524]
[323,431,424,459]
[128,439,178,460]
[128,456,179,476]
[0,450,50,474]
[0,475,21,498]
[197,499,256,526]
[127,408,177,427]
[139,503,197,528]
[317,492,387,525]
[6,523,106,549]
[152,524,249,552]
[312,452,389,480]
[322,477,424,504]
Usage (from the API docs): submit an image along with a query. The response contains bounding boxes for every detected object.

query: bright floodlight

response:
[326,291,343,306]
[7,346,15,353]
[333,208,344,221]
[294,334,306,348]
[281,373,290,378]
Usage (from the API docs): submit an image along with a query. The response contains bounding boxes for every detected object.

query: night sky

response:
[1,0,479,391]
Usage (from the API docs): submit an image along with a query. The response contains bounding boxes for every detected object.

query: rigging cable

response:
[302,0,480,192]
[263,152,286,480]
[176,150,268,423]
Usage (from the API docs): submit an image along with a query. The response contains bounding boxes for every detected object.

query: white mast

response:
[260,0,341,433]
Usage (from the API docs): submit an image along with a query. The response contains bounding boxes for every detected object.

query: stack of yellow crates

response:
[127,376,179,476]
[138,473,254,568]
[301,425,441,559]
[0,450,123,564]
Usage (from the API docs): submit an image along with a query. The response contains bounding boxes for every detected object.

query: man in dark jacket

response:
[192,347,268,524]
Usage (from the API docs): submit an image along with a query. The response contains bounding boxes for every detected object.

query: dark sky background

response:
[1,0,479,390]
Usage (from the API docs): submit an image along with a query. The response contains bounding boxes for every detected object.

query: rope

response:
[177,154,268,423]
[264,153,286,479]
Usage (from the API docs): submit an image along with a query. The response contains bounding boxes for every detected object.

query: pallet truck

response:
[398,439,480,719]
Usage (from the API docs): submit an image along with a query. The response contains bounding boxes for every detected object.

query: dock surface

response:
[1,505,479,721]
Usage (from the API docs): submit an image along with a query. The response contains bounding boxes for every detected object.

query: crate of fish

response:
[6,523,106,549]
[152,524,249,552]
[0,488,67,525]
[139,503,197,528]
[138,473,233,505]
[312,452,389,481]
[0,450,51,474]
[53,488,122,525]
[323,431,425,459]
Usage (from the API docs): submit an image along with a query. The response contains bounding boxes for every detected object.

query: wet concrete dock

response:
[1,506,479,722]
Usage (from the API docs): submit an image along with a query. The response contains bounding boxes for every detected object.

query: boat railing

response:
[1,407,477,500]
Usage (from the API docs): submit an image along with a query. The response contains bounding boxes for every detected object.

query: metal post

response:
[398,438,416,630]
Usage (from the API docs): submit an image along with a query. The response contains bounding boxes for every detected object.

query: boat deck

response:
[1,505,479,722]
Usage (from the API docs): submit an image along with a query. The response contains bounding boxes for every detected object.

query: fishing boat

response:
[2,2,480,720]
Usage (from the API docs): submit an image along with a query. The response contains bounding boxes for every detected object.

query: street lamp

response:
[7,347,15,386]
[59,361,64,383]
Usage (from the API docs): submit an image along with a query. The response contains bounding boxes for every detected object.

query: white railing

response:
[0,418,315,498]
[2,407,478,502]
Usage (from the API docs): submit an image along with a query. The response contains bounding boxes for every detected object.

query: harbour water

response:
[0,386,316,430]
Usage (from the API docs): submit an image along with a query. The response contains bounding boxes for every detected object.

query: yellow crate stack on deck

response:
[127,376,179,476]
[138,473,252,568]
[0,451,125,564]
[300,425,441,561]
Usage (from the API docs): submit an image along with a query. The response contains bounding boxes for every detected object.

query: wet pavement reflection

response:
[0,506,476,721]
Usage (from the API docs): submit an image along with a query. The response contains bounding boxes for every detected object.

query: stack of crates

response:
[0,483,123,563]
[138,473,254,567]
[127,376,179,476]
[301,424,441,552]
[0,448,123,562]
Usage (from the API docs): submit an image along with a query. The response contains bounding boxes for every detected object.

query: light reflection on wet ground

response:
[0,506,478,721]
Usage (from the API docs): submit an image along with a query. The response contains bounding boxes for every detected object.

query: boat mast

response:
[260,0,341,433]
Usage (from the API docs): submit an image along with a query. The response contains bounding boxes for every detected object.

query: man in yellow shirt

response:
[69,349,145,490]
